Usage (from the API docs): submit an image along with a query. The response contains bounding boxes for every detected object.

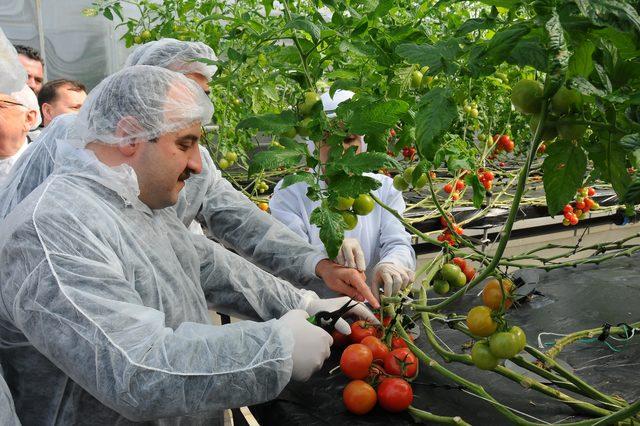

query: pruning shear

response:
[308,297,359,332]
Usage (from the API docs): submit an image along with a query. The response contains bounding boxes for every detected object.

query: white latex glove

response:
[279,309,333,382]
[372,262,415,300]
[305,296,380,335]
[335,238,366,271]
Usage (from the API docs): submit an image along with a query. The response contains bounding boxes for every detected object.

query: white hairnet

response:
[10,84,42,129]
[0,27,26,94]
[75,65,213,146]
[124,38,218,80]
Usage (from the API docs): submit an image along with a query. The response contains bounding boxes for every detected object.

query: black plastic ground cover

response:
[252,255,640,425]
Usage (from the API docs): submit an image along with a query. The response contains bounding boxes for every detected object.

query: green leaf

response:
[395,39,461,73]
[281,172,316,189]
[237,110,297,133]
[469,24,531,75]
[103,7,113,20]
[477,0,521,7]
[568,77,628,103]
[415,88,457,161]
[470,174,485,208]
[456,17,495,36]
[310,206,344,259]
[568,40,595,78]
[248,149,303,176]
[329,79,360,97]
[574,0,640,35]
[590,139,631,198]
[619,134,640,152]
[326,149,400,176]
[329,174,382,198]
[543,141,587,215]
[285,17,321,42]
[347,100,410,135]
[622,176,640,204]
[373,0,394,17]
[508,36,548,71]
[543,10,570,98]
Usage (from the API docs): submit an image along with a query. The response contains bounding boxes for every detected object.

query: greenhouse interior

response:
[1,0,639,425]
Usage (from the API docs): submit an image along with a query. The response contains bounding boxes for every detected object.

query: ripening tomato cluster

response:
[562,187,599,226]
[335,316,418,415]
[477,168,495,191]
[489,134,515,158]
[431,257,476,295]
[436,215,464,246]
[466,278,526,370]
[402,146,417,160]
[443,179,465,201]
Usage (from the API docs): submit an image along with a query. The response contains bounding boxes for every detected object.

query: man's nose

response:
[188,146,203,175]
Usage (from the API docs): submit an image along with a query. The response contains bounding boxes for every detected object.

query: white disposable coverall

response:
[0,145,318,424]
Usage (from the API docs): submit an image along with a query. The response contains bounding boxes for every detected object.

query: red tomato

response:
[343,380,377,415]
[584,198,595,209]
[503,139,515,152]
[389,129,396,137]
[452,257,467,270]
[443,183,453,194]
[455,180,465,190]
[377,378,413,412]
[463,266,476,282]
[361,336,390,361]
[482,278,514,310]
[575,200,586,210]
[340,344,373,380]
[483,171,494,181]
[588,187,596,196]
[451,191,460,201]
[373,313,393,327]
[498,135,510,147]
[331,330,351,348]
[350,320,379,343]
[384,348,418,378]
[563,204,573,214]
[391,334,414,349]
[483,180,492,190]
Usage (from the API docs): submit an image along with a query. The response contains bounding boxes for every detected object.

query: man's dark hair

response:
[38,79,87,109]
[14,44,44,65]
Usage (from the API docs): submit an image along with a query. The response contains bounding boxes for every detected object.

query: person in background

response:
[14,45,44,95]
[270,90,417,300]
[37,79,87,127]
[0,65,376,424]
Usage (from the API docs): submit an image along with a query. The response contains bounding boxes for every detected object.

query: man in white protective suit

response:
[270,90,417,300]
[0,65,377,424]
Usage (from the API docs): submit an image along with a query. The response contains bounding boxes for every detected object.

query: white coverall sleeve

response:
[0,221,296,421]
[197,150,326,285]
[0,368,19,426]
[191,234,318,320]
[377,181,416,271]
[269,181,317,246]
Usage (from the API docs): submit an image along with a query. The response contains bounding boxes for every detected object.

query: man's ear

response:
[41,103,53,124]
[114,116,145,157]
[24,110,38,131]
[117,142,139,157]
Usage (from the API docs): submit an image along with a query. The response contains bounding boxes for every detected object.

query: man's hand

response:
[315,259,380,309]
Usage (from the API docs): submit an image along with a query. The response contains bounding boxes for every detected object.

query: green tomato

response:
[470,108,479,118]
[432,279,450,295]
[141,30,152,41]
[353,194,375,216]
[341,211,358,230]
[336,196,355,211]
[511,79,544,114]
[551,87,583,115]
[402,166,416,185]
[296,118,313,137]
[414,173,428,190]
[509,326,527,352]
[225,152,238,162]
[440,263,462,284]
[450,270,467,289]
[471,341,500,370]
[281,127,297,138]
[232,98,241,106]
[410,70,423,89]
[299,92,321,116]
[489,332,520,359]
[219,158,230,170]
[393,175,409,191]
[463,105,472,113]
[420,65,430,74]
[257,53,268,67]
[133,35,142,44]
[495,72,508,83]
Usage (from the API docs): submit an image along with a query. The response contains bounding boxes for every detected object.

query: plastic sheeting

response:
[253,254,640,425]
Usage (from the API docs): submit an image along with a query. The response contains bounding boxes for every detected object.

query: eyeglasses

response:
[0,99,26,109]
